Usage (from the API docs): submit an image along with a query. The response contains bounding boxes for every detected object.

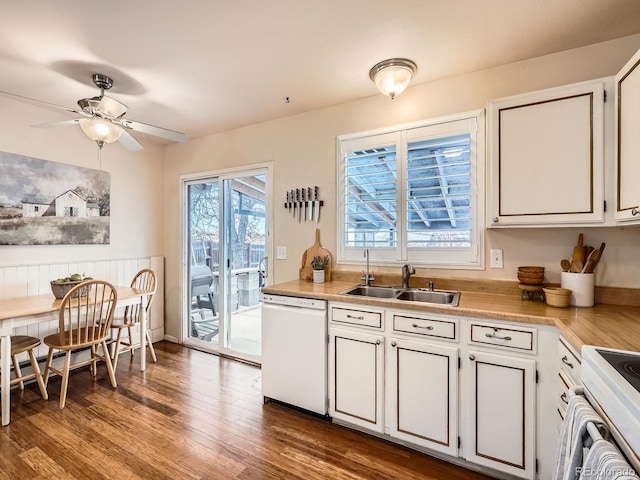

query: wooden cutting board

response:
[300,228,332,281]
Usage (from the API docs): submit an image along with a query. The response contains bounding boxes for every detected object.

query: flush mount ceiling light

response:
[369,58,418,99]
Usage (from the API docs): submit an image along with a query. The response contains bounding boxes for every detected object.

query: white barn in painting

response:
[21,194,55,217]
[54,190,87,217]
[21,190,97,217]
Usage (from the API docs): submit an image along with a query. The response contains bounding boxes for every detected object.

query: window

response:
[337,111,484,268]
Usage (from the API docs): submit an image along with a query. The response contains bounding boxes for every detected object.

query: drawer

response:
[558,337,581,383]
[468,321,537,353]
[331,306,382,329]
[393,314,457,340]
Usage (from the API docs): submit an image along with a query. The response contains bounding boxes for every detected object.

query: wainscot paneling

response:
[0,256,164,358]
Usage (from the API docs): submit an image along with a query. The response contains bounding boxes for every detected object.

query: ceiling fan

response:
[0,73,187,150]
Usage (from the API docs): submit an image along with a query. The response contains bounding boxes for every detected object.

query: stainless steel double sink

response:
[338,285,460,307]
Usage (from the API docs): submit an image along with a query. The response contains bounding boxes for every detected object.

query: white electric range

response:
[582,345,640,471]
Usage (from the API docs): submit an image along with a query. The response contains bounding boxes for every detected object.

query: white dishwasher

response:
[261,292,328,416]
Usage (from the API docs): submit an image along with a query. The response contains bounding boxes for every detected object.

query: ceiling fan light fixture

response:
[369,58,417,99]
[79,117,122,144]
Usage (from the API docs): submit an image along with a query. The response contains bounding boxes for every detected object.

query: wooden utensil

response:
[583,245,594,260]
[582,249,600,274]
[561,259,571,272]
[570,233,585,273]
[300,228,332,281]
[581,249,598,273]
[583,242,606,274]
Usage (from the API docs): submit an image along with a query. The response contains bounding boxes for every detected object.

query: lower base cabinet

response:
[465,349,537,479]
[328,303,547,480]
[387,338,459,457]
[329,328,385,433]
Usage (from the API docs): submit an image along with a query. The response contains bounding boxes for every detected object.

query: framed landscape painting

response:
[0,151,110,245]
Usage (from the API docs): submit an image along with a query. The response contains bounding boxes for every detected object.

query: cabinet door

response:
[465,350,536,480]
[615,47,640,223]
[388,338,458,456]
[487,79,607,227]
[329,328,384,433]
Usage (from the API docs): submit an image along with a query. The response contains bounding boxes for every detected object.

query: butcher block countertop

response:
[262,279,640,353]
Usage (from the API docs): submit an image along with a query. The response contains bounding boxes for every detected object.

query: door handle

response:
[258,256,268,278]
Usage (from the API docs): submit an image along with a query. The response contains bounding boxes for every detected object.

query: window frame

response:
[336,110,485,270]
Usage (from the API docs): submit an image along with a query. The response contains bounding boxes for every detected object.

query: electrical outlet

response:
[276,246,287,260]
[490,249,504,269]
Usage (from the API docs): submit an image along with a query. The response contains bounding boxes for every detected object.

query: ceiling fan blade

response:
[0,90,87,117]
[120,118,187,143]
[32,119,82,128]
[118,128,144,151]
[97,96,128,118]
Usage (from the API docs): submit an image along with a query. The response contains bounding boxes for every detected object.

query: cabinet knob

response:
[375,339,381,345]
[560,392,568,404]
[632,207,640,216]
[492,217,499,223]
[391,341,397,347]
[469,354,475,361]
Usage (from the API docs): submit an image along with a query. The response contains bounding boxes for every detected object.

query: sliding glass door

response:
[184,166,269,363]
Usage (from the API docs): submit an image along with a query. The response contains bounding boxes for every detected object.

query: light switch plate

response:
[276,246,287,260]
[490,249,504,269]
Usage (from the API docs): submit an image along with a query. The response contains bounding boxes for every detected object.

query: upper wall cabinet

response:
[615,47,640,223]
[487,79,610,227]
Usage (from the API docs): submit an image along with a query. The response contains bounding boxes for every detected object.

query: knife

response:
[313,186,320,223]
[296,188,301,222]
[307,187,313,221]
[286,191,290,214]
[291,189,295,217]
[301,188,306,221]
[293,189,298,219]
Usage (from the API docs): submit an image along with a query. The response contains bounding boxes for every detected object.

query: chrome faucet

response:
[361,249,374,286]
[401,264,415,289]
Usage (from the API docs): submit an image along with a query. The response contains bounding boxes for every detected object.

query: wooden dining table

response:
[0,285,153,426]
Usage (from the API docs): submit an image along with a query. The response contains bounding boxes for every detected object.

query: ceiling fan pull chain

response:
[97,141,104,170]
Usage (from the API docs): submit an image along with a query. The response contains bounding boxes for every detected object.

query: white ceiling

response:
[2,0,640,144]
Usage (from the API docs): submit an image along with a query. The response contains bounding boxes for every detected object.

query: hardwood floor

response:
[1,342,495,479]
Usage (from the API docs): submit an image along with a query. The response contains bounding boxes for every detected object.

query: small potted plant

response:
[311,255,329,283]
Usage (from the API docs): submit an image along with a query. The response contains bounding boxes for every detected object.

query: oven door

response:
[582,345,640,472]
[554,387,638,479]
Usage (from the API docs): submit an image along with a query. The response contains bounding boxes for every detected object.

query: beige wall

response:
[0,100,165,266]
[164,34,640,340]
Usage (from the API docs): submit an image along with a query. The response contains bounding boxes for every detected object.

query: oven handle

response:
[568,385,584,398]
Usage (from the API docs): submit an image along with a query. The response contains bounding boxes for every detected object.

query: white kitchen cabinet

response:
[465,349,537,479]
[487,78,609,227]
[615,46,640,223]
[387,337,459,457]
[327,300,559,479]
[329,327,385,433]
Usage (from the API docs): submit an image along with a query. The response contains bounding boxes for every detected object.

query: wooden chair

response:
[1,335,49,400]
[43,280,118,409]
[110,269,157,371]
